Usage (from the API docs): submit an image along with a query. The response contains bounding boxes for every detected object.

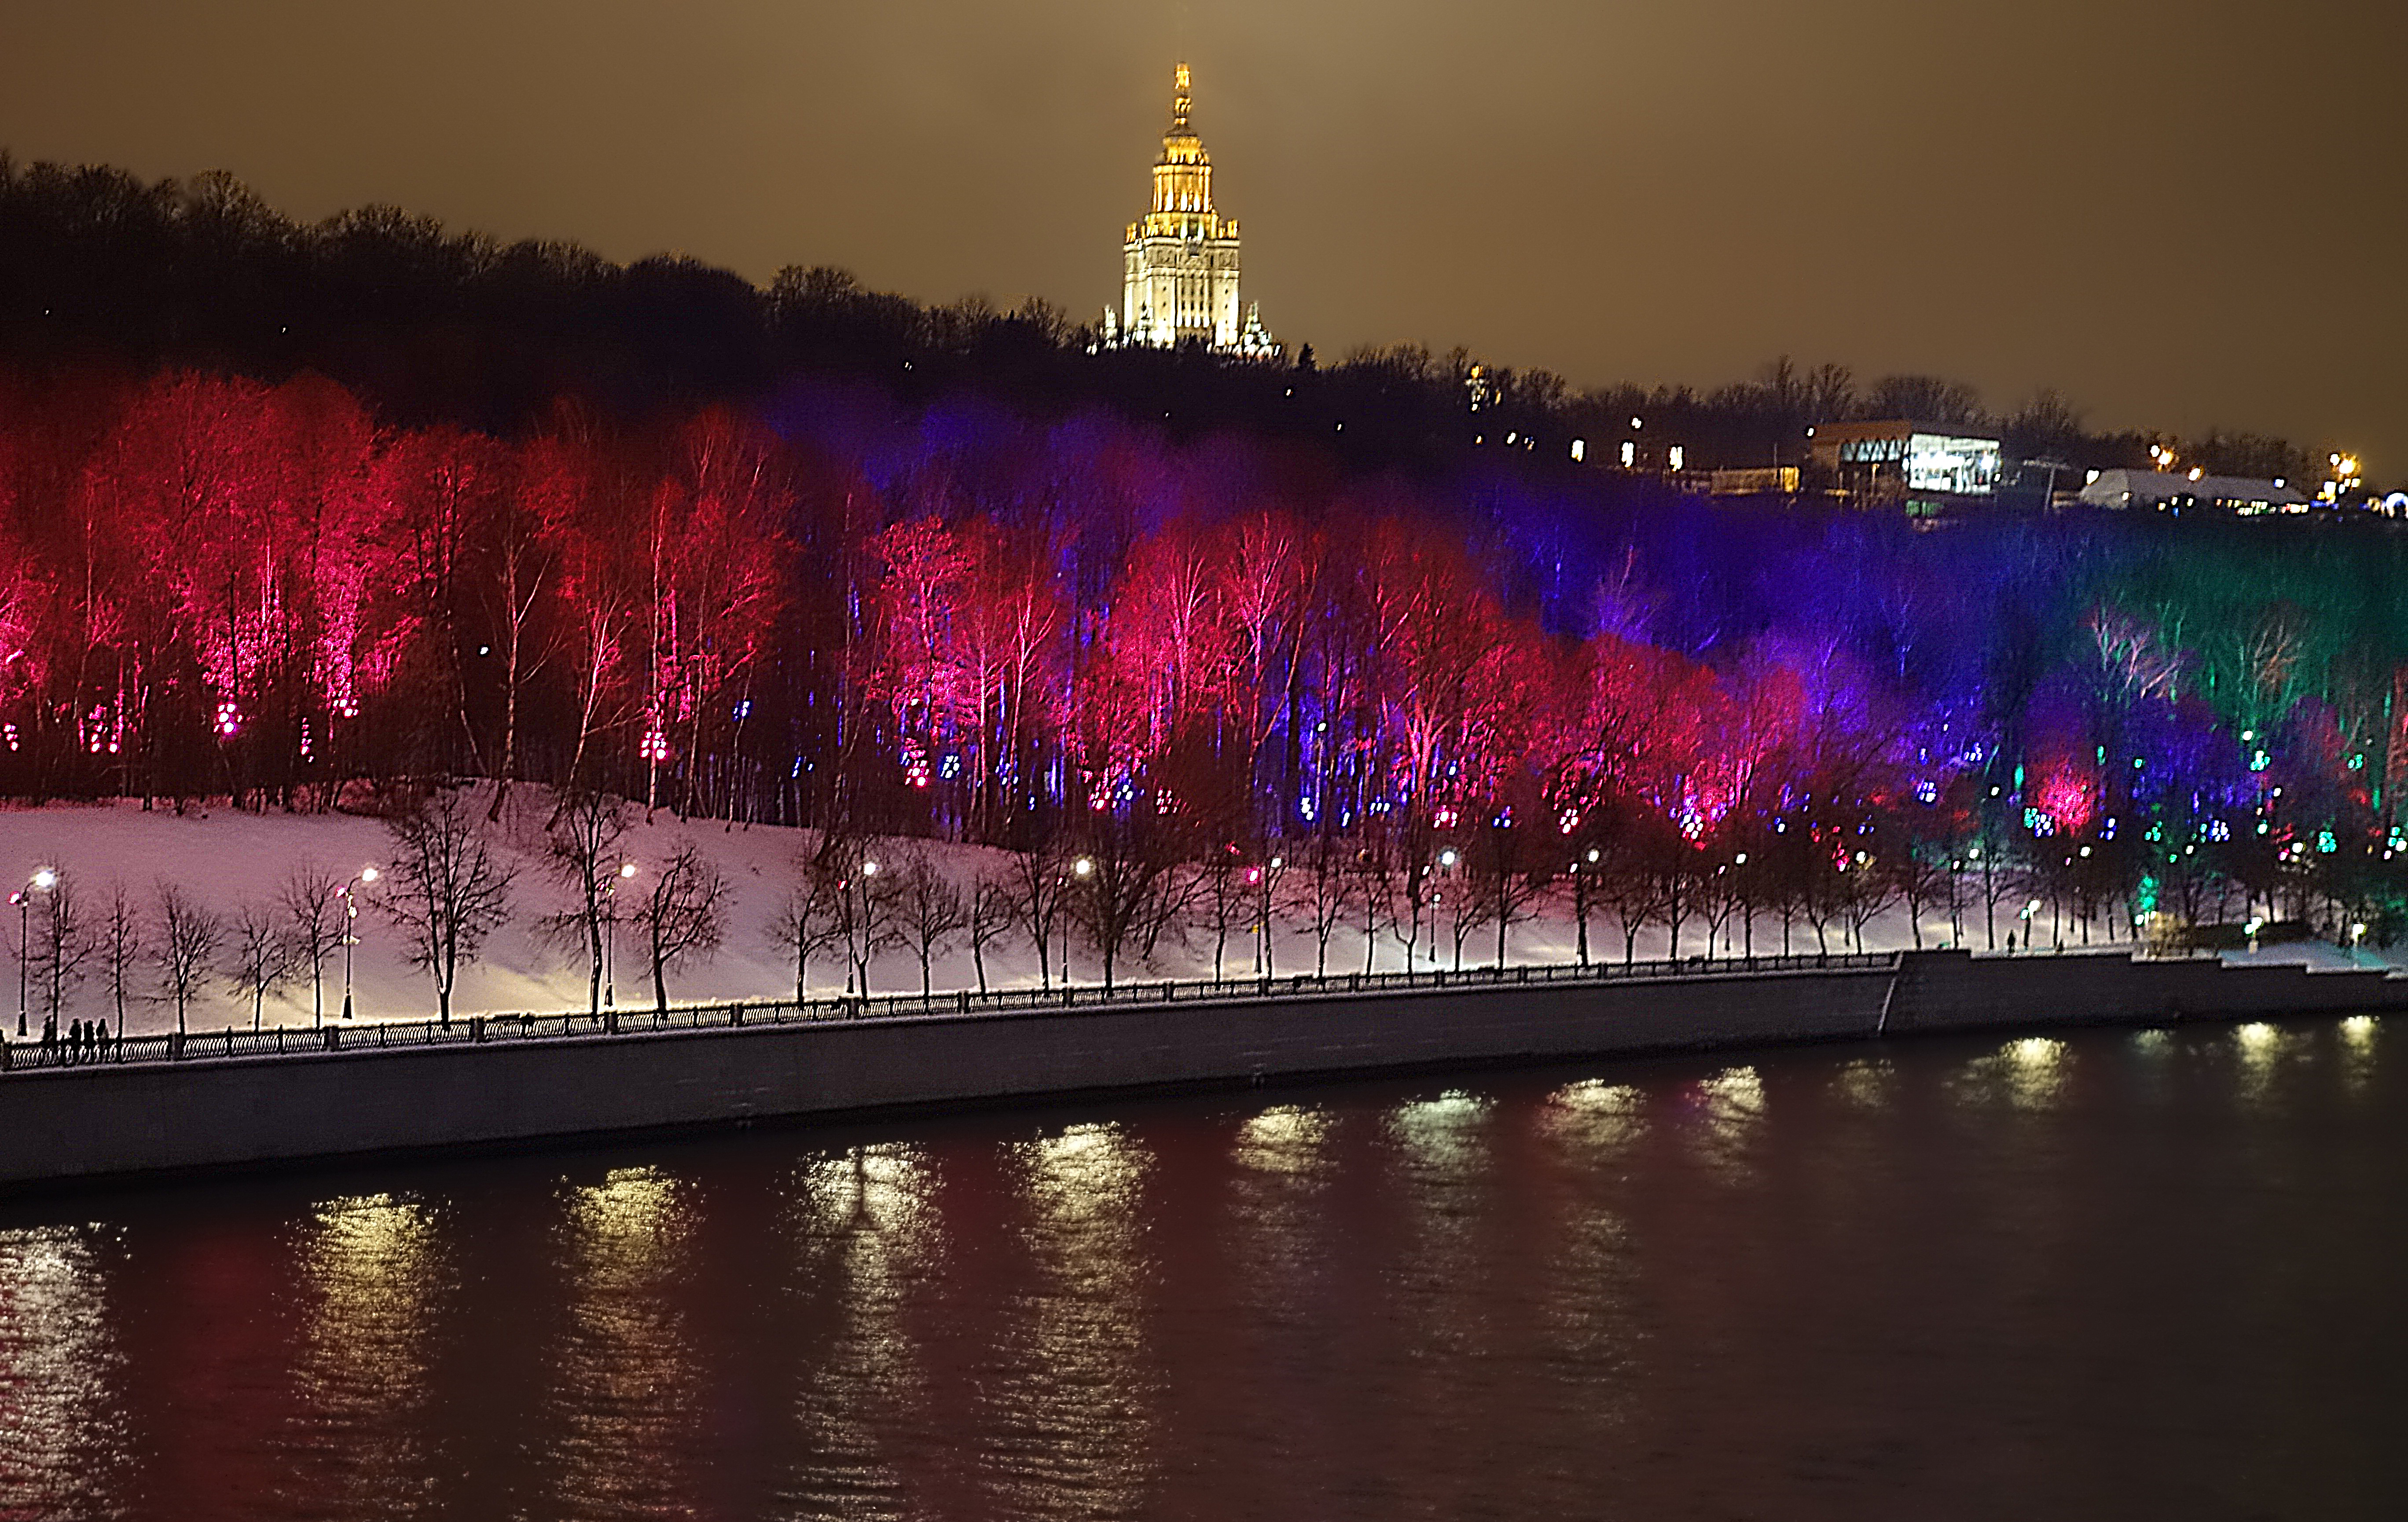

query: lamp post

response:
[1259,856,1283,976]
[604,860,636,1009]
[847,858,881,997]
[338,866,379,1021]
[1063,856,1092,987]
[16,867,57,1036]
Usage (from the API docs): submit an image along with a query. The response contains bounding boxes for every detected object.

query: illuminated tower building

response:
[1106,64,1277,356]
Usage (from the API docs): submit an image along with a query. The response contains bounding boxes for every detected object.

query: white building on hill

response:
[2078,469,2308,514]
[1098,64,1278,357]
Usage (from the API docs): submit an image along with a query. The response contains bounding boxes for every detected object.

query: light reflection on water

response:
[278,1194,445,1516]
[546,1166,707,1519]
[2233,1020,2292,1111]
[1831,1056,1895,1111]
[1681,1064,1767,1181]
[1,1016,2402,1521]
[2339,1015,2379,1100]
[0,1224,121,1516]
[1953,1034,2072,1111]
[778,1144,938,1520]
[986,1122,1160,1517]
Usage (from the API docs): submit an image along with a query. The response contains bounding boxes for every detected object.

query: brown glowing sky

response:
[4,0,2402,473]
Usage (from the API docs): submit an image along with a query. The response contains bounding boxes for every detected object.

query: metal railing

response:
[0,948,1899,1075]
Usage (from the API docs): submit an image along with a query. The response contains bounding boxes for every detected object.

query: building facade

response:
[1101,64,1277,356]
[1808,419,2002,509]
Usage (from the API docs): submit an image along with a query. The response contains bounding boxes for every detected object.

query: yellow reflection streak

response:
[0,1225,119,1514]
[2339,1015,2379,1100]
[985,1122,1160,1515]
[779,1143,936,1515]
[2233,1022,2289,1109]
[1234,1104,1333,1176]
[1953,1037,2070,1112]
[1391,1089,1492,1173]
[1833,1058,1895,1111]
[1689,1065,1767,1180]
[289,1192,444,1512]
[547,1166,704,1518]
[1542,1079,1648,1152]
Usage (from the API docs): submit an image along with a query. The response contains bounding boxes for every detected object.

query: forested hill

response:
[0,157,1557,476]
[0,155,2310,484]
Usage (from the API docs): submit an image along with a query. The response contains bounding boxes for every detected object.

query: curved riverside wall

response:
[4,950,2405,1188]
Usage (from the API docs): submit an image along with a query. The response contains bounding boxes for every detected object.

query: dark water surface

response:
[3,1016,2404,1520]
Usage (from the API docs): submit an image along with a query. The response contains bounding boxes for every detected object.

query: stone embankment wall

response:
[4,951,2402,1188]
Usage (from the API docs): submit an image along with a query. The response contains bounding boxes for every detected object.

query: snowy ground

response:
[0,794,2389,1037]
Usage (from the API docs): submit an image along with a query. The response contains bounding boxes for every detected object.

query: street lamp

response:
[338,866,379,1021]
[845,858,881,997]
[14,867,56,1037]
[602,860,638,1009]
[1061,857,1093,987]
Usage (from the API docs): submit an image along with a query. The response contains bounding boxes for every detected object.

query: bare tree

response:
[767,849,848,1002]
[1191,846,1247,979]
[1882,844,1951,951]
[1349,842,1396,974]
[1471,820,1553,968]
[965,872,1013,994]
[1602,866,1663,968]
[1440,860,1494,971]
[99,883,143,1037]
[224,902,298,1031]
[892,851,969,996]
[628,840,728,1013]
[379,789,517,1025]
[833,851,906,998]
[1004,837,1073,991]
[153,884,223,1036]
[1288,835,1352,976]
[537,788,632,1013]
[278,862,344,1026]
[1066,814,1193,990]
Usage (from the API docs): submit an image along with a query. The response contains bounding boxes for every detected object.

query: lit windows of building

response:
[1097,64,1277,358]
[1809,419,2002,512]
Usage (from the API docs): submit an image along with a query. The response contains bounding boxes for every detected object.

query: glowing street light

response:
[604,860,637,1010]
[338,866,379,1022]
[13,867,56,1037]
[1055,857,1095,988]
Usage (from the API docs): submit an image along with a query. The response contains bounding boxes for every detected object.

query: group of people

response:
[0,1012,116,1069]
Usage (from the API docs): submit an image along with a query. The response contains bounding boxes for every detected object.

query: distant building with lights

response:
[2077,469,2308,515]
[1097,64,1278,357]
[1809,419,2002,510]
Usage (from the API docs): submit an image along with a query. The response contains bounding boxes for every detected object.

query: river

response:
[1,1016,2401,1520]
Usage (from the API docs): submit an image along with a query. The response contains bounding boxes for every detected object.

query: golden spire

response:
[1171,62,1192,133]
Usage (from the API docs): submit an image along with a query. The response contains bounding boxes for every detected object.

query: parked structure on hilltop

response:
[1808,419,2004,513]
[2078,469,2309,515]
[1098,64,1279,356]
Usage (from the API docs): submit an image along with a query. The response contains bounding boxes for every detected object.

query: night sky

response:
[3,0,2400,470]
